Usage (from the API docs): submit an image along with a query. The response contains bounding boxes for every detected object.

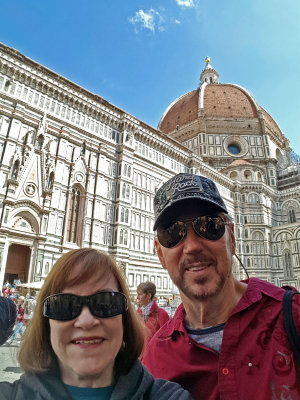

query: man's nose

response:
[182,223,203,252]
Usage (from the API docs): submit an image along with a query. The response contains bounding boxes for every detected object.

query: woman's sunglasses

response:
[157,215,231,248]
[43,291,128,321]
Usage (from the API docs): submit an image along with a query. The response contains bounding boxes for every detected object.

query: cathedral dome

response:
[158,57,285,146]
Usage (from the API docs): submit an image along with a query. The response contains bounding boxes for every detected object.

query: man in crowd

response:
[136,281,170,352]
[7,296,26,344]
[143,173,300,400]
[0,296,17,345]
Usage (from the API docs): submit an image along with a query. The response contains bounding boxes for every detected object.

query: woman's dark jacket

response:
[0,360,193,400]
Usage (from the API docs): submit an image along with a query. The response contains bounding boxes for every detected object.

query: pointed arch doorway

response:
[4,244,31,285]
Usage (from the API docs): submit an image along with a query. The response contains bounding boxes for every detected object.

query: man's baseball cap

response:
[153,173,228,230]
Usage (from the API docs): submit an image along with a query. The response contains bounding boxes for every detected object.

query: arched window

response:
[125,209,129,223]
[119,229,128,245]
[244,170,252,180]
[11,160,20,179]
[230,171,238,180]
[252,231,264,268]
[67,187,84,244]
[36,262,42,275]
[44,262,50,275]
[121,207,125,222]
[248,193,260,204]
[122,183,126,198]
[288,209,296,223]
[126,185,130,200]
[284,252,293,278]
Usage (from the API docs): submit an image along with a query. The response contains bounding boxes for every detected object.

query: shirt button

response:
[222,368,229,375]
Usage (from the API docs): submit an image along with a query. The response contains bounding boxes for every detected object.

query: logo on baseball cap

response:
[153,173,228,230]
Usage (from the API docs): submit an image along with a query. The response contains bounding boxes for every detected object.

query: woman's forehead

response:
[64,262,116,287]
[62,273,119,295]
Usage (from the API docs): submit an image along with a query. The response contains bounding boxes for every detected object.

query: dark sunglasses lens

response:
[43,291,127,321]
[90,292,127,318]
[157,221,186,248]
[43,294,82,321]
[194,216,225,240]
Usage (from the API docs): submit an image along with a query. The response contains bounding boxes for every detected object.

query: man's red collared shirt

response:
[142,278,300,400]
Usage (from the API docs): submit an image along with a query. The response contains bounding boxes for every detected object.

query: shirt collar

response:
[159,278,285,337]
[141,300,154,319]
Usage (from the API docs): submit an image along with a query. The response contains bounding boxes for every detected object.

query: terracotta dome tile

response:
[204,85,258,118]
[159,89,199,134]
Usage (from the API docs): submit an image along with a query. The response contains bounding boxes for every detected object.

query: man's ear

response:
[155,238,167,270]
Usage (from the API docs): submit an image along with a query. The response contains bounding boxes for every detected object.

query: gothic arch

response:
[9,210,40,234]
[281,199,299,211]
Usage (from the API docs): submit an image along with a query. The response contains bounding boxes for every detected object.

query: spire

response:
[200,56,219,84]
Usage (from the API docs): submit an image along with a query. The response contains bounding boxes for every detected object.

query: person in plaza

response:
[136,281,170,351]
[23,292,37,323]
[0,296,17,345]
[142,173,300,400]
[7,296,26,344]
[0,248,193,400]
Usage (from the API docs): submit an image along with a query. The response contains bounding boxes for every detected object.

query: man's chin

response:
[180,279,223,301]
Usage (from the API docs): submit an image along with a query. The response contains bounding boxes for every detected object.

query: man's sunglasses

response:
[157,215,231,248]
[43,291,128,321]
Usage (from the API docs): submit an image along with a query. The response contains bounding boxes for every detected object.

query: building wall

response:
[0,43,299,296]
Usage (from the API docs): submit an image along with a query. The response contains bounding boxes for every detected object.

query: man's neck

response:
[181,278,247,329]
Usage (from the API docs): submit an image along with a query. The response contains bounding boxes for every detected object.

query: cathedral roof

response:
[229,160,252,166]
[158,58,284,143]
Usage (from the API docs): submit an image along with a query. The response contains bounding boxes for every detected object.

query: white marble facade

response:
[0,43,299,297]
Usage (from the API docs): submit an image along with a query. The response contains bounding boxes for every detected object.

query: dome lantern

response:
[200,56,219,85]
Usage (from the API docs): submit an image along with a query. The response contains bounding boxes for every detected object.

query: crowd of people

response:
[0,172,299,400]
[1,282,37,345]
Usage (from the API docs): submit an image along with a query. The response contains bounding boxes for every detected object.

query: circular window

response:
[223,136,249,158]
[228,144,241,155]
[24,183,37,197]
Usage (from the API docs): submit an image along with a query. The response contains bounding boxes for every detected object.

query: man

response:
[143,173,300,400]
[136,281,170,351]
[7,296,26,344]
[0,296,17,345]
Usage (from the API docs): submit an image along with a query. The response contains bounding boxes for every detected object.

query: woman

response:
[0,249,193,399]
[136,281,169,352]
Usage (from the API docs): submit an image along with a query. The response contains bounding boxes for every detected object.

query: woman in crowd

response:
[136,281,169,354]
[0,248,193,400]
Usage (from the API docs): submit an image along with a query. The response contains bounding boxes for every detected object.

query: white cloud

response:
[129,9,165,33]
[176,0,195,7]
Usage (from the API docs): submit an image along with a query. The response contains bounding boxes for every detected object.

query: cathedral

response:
[0,43,299,297]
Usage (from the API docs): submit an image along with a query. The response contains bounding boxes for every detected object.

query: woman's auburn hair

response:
[18,248,144,376]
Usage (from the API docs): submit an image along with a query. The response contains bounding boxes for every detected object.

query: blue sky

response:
[1,0,299,154]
